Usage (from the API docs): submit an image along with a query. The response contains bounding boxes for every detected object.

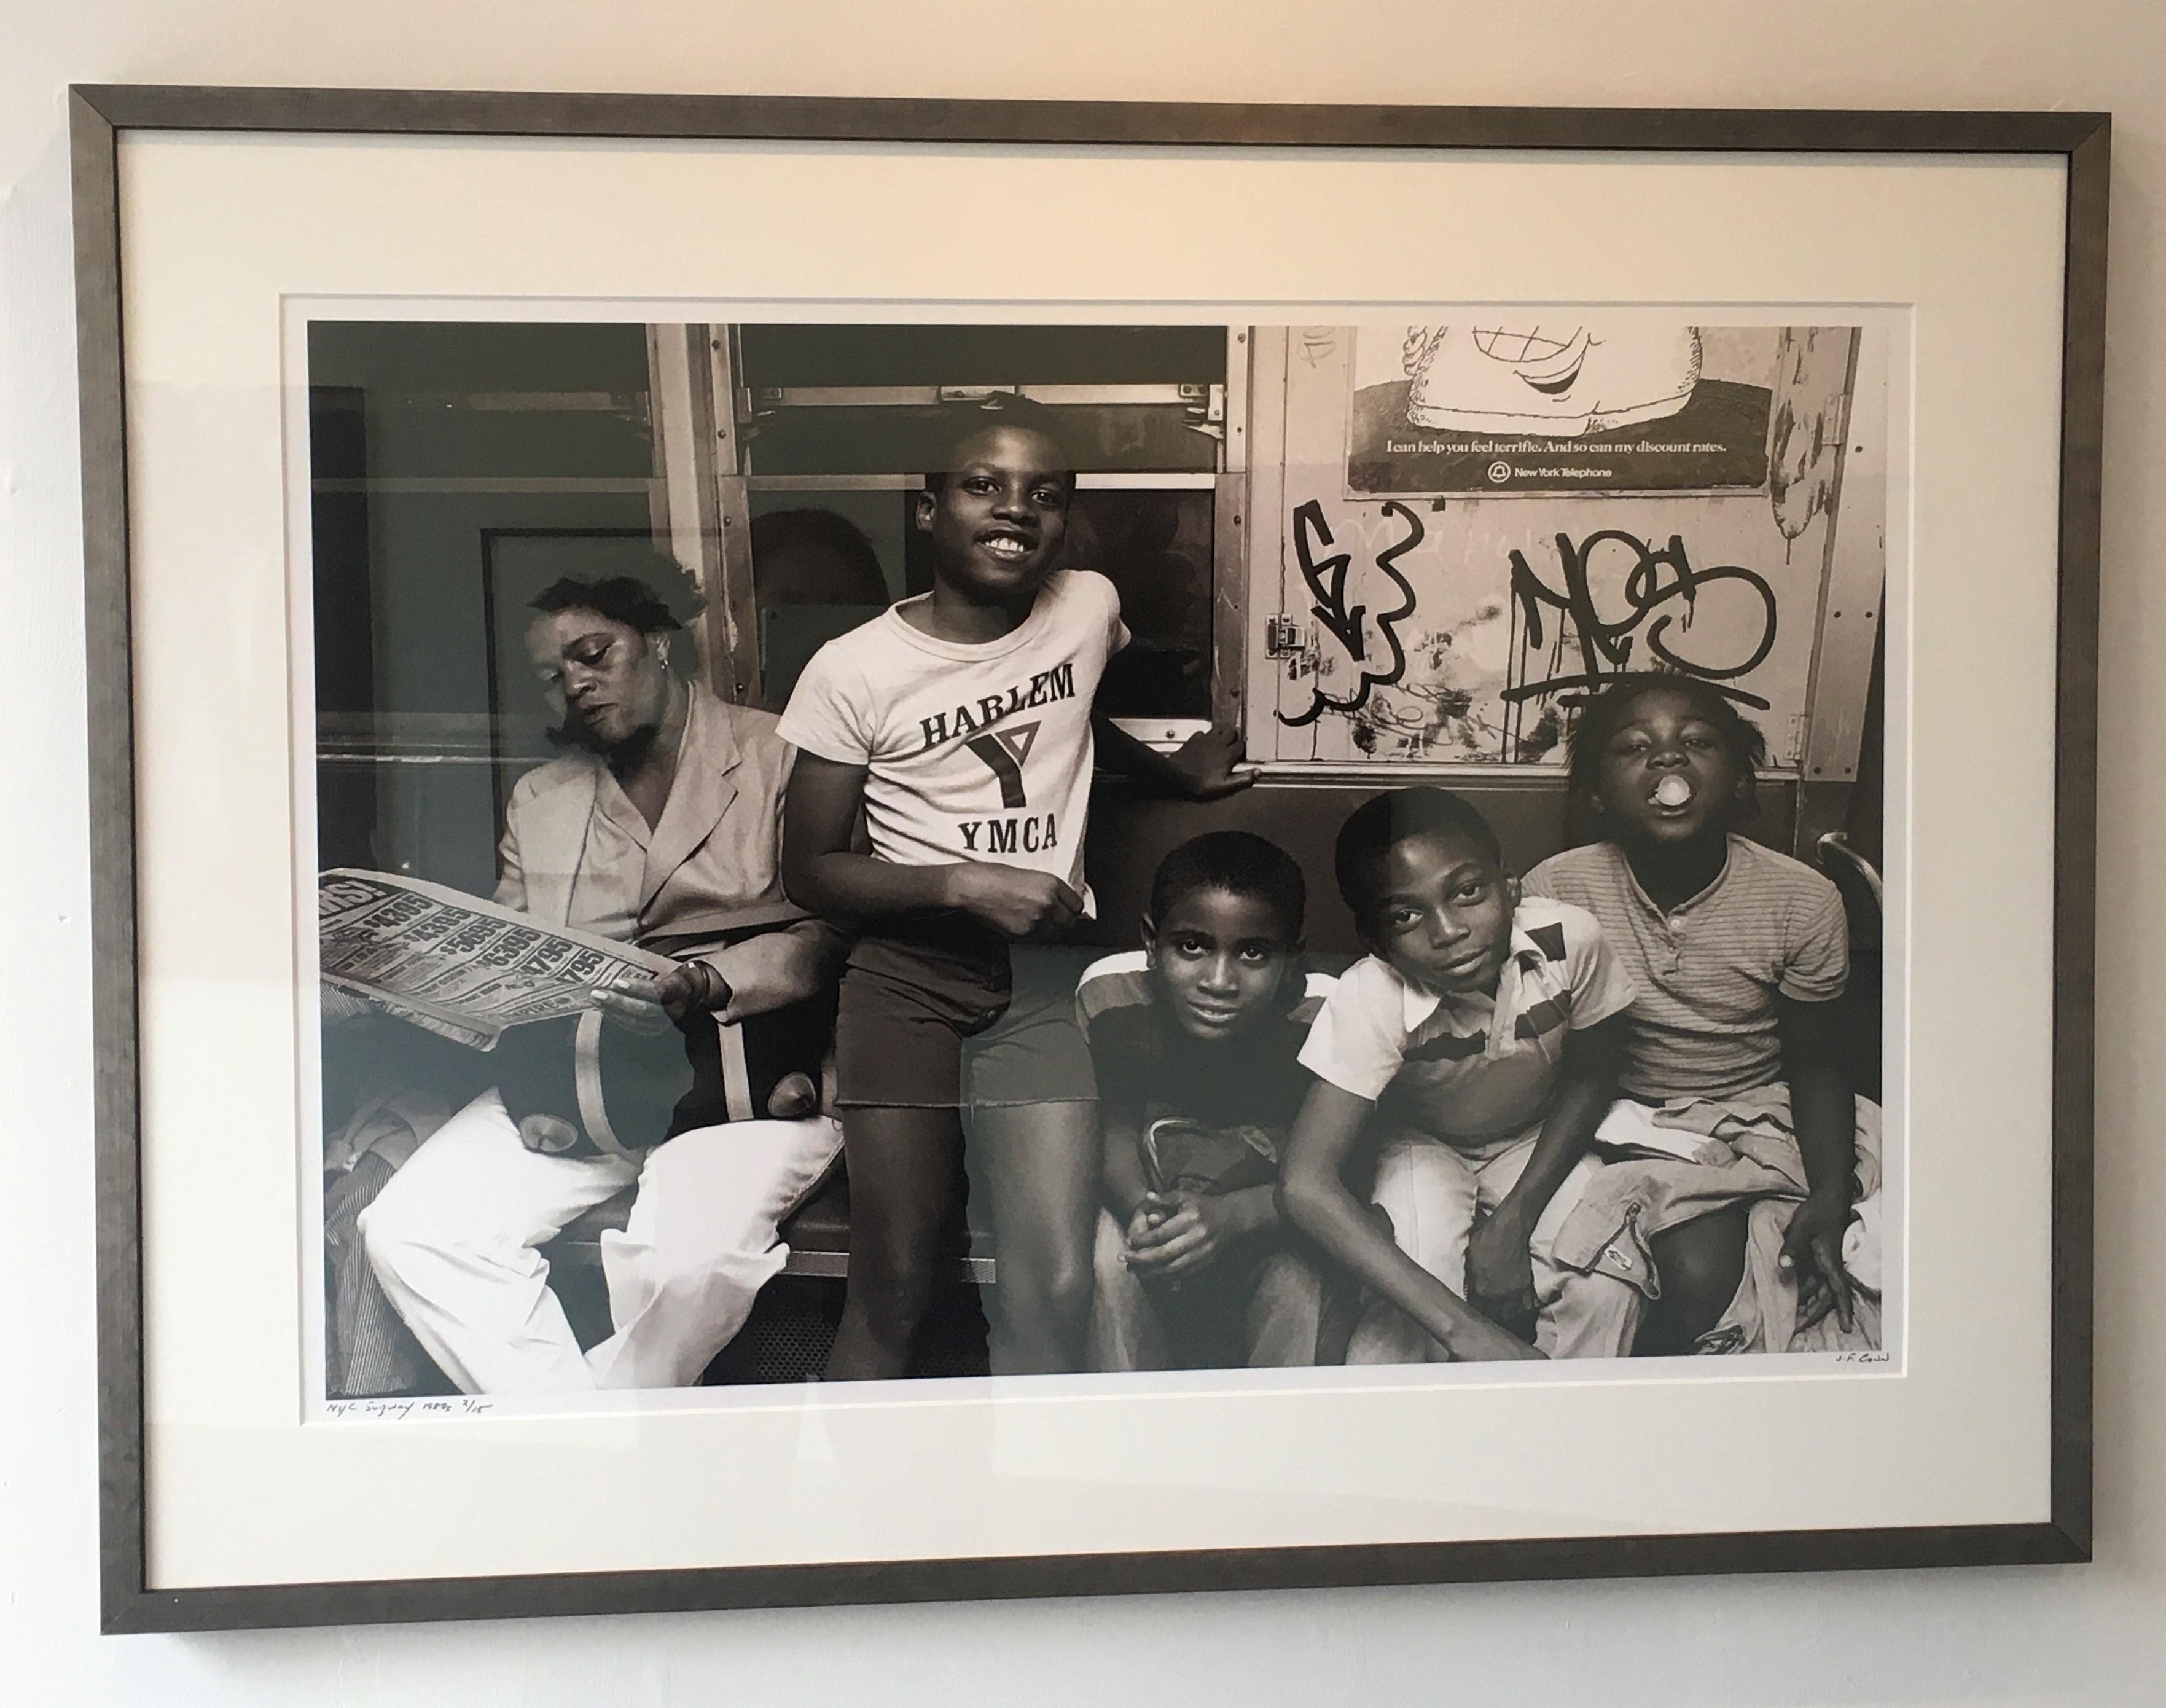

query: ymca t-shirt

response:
[776,570,1128,903]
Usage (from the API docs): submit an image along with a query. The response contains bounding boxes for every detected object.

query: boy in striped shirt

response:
[1279,788,1644,1362]
[1522,672,1883,1354]
[1079,832,1347,1370]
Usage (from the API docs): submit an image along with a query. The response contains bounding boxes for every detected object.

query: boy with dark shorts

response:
[1079,831,1348,1371]
[778,401,1249,1380]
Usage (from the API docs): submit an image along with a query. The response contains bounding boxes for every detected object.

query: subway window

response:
[650,323,1235,734]
[311,316,1884,888]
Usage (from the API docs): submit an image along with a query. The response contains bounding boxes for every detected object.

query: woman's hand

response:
[944,864,1085,939]
[590,960,731,1033]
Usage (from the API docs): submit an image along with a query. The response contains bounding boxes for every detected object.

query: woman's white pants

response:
[359,1088,841,1393]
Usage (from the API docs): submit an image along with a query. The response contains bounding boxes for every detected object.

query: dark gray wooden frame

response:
[72,85,2106,1634]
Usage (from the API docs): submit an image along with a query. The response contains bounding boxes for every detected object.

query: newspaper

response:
[318,869,673,1051]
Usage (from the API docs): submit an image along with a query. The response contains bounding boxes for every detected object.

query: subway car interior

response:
[313,318,1888,1389]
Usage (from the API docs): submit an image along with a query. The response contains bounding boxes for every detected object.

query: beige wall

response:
[4,4,2157,1700]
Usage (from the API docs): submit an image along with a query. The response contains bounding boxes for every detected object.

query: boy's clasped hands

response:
[1120,1187,1266,1282]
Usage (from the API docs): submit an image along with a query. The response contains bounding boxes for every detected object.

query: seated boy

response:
[1077,832,1347,1371]
[1520,671,1885,1355]
[1278,788,1643,1362]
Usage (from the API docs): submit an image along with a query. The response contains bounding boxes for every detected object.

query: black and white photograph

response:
[68,94,2096,1627]
[308,313,1898,1408]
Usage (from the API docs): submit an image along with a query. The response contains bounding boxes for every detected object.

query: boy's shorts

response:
[834,916,1097,1111]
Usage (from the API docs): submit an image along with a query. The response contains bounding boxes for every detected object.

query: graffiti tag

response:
[1278,499,1423,728]
[1505,530,1778,710]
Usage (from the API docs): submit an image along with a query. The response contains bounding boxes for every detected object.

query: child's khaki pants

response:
[1348,1127,1643,1363]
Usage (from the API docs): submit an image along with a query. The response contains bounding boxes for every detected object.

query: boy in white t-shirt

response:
[777,401,1249,1381]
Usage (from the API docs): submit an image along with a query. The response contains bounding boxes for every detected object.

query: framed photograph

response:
[75,88,2105,1632]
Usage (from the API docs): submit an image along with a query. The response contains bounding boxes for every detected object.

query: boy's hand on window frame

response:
[1165,724,1255,801]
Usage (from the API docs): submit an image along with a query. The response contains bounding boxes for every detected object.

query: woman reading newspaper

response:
[352,558,847,1393]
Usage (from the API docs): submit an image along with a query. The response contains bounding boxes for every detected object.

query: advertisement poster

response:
[1345,321,1813,495]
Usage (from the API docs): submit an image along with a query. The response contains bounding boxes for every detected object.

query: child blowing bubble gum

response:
[1522,672,1885,1355]
[1278,788,1645,1363]
[777,400,1251,1382]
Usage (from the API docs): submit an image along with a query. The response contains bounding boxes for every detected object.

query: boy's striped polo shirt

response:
[1076,952,1335,1147]
[1297,897,1635,1148]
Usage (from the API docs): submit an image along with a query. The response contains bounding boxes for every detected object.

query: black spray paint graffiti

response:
[1277,499,1423,728]
[1505,530,1778,711]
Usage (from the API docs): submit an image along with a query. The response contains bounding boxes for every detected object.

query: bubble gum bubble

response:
[1654,776,1693,807]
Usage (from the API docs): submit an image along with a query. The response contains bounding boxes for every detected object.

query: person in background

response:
[749,507,893,713]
